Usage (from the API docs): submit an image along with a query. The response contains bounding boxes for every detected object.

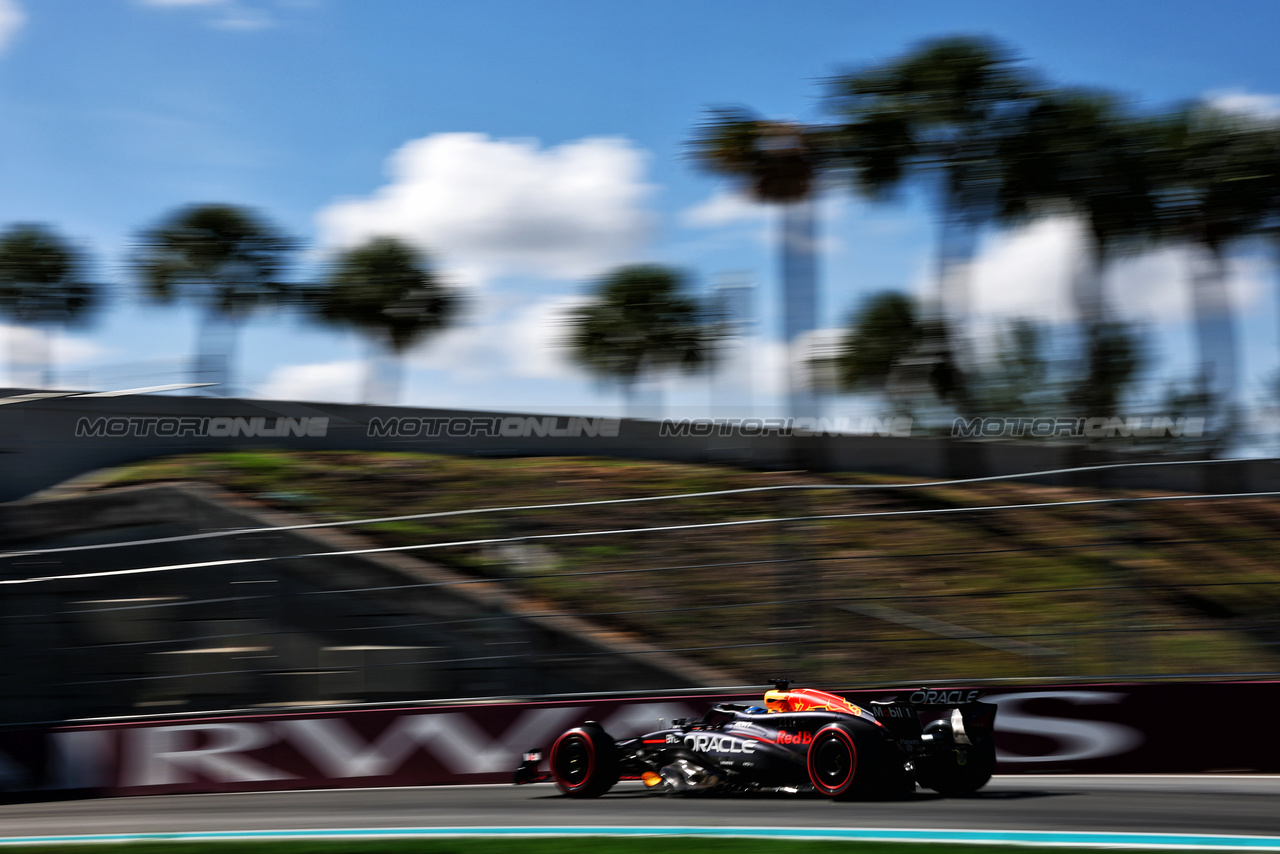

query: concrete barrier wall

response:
[2,389,1268,504]
[5,682,1279,797]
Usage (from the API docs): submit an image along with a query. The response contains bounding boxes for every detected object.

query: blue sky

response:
[1,0,1279,421]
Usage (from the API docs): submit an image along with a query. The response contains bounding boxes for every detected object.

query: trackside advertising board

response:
[5,682,1280,797]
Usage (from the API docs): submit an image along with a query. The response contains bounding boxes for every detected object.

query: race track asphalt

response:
[3,776,1280,840]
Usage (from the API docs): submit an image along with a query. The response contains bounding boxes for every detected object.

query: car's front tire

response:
[808,723,907,800]
[549,724,619,798]
[807,724,862,798]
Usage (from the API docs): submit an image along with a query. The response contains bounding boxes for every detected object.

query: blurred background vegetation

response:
[0,35,1276,449]
[6,34,1280,705]
[93,450,1280,688]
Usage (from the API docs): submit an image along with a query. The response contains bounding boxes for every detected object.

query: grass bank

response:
[90,451,1280,685]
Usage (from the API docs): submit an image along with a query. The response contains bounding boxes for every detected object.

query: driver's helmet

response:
[763,689,791,713]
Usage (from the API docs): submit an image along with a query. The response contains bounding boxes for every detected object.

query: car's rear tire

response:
[915,742,996,797]
[549,725,619,798]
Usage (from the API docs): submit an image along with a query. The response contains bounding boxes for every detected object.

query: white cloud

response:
[316,134,655,283]
[248,298,809,416]
[138,0,275,30]
[51,333,108,365]
[211,6,272,29]
[1205,89,1280,121]
[956,215,1266,328]
[2,324,111,386]
[0,0,24,53]
[407,293,590,384]
[254,359,362,403]
[679,190,850,259]
[682,190,766,228]
[0,325,109,364]
[661,331,792,405]
[966,216,1080,324]
[500,296,590,380]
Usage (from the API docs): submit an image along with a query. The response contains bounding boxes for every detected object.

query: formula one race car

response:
[514,681,997,800]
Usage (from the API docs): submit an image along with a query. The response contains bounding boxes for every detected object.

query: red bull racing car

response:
[514,681,997,799]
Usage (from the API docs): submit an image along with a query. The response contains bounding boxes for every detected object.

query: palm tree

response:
[568,264,721,416]
[834,290,975,421]
[0,223,101,388]
[829,36,1033,386]
[308,237,458,403]
[835,290,924,418]
[132,204,295,393]
[1066,321,1143,417]
[1151,108,1280,425]
[995,90,1160,325]
[838,291,921,385]
[690,109,827,417]
[992,90,1161,413]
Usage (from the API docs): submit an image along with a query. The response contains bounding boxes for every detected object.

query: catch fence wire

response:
[8,490,1280,586]
[3,457,1280,720]
[41,568,1280,652]
[0,456,1255,561]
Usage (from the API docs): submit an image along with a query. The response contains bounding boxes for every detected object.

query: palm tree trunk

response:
[1275,231,1280,383]
[780,197,818,418]
[7,323,42,389]
[36,324,54,389]
[361,334,401,404]
[1189,242,1239,417]
[622,377,638,419]
[623,379,662,419]
[7,324,25,388]
[709,280,754,418]
[1072,232,1111,327]
[384,355,404,404]
[195,309,235,394]
[1073,233,1112,416]
[936,223,973,324]
[934,190,979,378]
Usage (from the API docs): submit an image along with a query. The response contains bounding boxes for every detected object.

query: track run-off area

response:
[3,776,1280,848]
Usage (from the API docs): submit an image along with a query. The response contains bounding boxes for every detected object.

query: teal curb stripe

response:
[5,827,1280,849]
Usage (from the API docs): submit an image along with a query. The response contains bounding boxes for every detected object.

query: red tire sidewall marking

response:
[551,729,596,794]
[808,726,858,795]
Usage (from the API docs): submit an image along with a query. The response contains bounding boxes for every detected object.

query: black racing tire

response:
[549,725,619,798]
[807,724,862,799]
[808,723,906,801]
[915,742,996,797]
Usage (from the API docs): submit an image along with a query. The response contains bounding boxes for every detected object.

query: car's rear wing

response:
[868,688,997,745]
